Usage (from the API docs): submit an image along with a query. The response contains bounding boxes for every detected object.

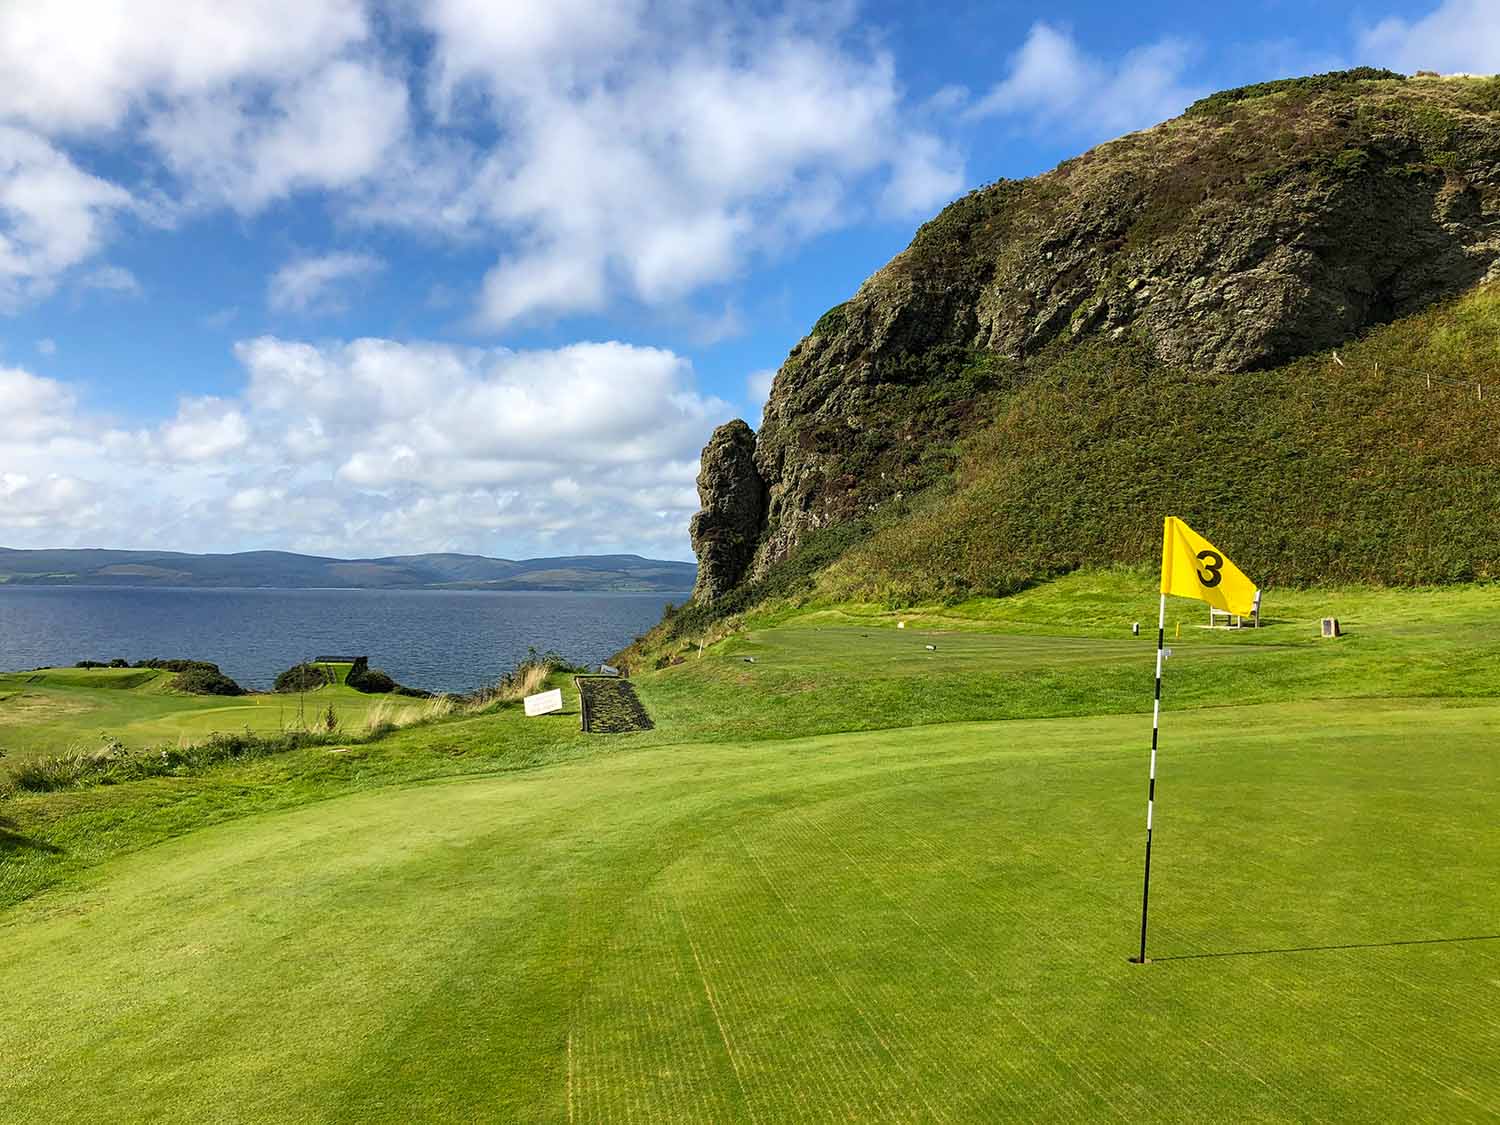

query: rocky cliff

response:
[688,70,1500,602]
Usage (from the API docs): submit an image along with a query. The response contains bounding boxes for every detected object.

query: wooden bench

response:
[1209,589,1261,628]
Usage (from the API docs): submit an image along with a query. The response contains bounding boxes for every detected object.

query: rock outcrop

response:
[688,72,1500,597]
[688,420,766,602]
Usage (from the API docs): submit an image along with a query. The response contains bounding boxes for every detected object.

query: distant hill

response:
[0,548,696,593]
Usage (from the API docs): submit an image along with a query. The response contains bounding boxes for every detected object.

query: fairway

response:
[3,698,1496,1121]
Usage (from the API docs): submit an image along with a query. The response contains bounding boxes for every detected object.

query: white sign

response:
[524,688,564,717]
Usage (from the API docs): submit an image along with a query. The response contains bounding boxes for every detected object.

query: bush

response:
[134,658,220,673]
[1186,68,1405,118]
[172,666,245,696]
[274,663,333,693]
[344,656,396,694]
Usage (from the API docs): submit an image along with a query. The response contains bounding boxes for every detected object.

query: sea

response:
[0,586,688,694]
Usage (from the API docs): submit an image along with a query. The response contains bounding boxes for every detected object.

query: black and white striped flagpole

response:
[1134,592,1167,964]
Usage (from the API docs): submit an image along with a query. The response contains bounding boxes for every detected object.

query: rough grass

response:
[819,284,1500,606]
[0,666,431,764]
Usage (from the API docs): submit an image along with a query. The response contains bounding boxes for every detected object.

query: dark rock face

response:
[688,420,766,602]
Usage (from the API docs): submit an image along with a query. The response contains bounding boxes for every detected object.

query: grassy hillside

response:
[650,280,1500,661]
[819,283,1500,604]
[1,575,1496,1120]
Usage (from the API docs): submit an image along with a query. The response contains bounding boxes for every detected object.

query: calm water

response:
[0,586,687,693]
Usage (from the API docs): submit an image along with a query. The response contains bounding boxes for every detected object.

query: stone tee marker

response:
[524,688,564,717]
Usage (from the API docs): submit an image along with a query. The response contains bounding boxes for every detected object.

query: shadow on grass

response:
[1155,934,1500,962]
[0,815,62,855]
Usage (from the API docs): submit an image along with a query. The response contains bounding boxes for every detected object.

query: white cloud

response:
[0,126,135,308]
[0,1,399,297]
[368,2,964,328]
[145,59,409,213]
[0,2,960,324]
[0,472,100,529]
[0,339,731,557]
[236,336,727,487]
[1359,0,1500,75]
[81,264,142,296]
[746,367,776,427]
[159,397,250,461]
[0,0,369,134]
[967,22,1201,136]
[0,366,76,439]
[268,251,384,314]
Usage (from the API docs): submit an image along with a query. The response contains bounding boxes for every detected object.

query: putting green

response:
[4,698,1496,1121]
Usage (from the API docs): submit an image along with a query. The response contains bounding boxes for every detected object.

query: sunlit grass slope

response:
[1,573,1497,1120]
[3,702,1496,1121]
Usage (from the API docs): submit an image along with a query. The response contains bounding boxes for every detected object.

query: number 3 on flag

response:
[1195,550,1223,588]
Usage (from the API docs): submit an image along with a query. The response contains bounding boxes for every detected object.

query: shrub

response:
[172,666,245,696]
[134,658,221,673]
[5,729,329,794]
[344,657,397,694]
[274,663,333,693]
[1186,68,1406,118]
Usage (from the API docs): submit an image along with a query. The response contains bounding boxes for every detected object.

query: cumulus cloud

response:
[159,397,251,462]
[0,126,135,308]
[1359,0,1500,75]
[268,251,384,314]
[366,2,965,327]
[0,1,961,323]
[0,366,76,439]
[0,339,729,557]
[144,58,409,212]
[0,0,401,292]
[967,22,1201,136]
[0,0,370,134]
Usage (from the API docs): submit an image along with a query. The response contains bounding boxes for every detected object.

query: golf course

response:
[2,571,1496,1121]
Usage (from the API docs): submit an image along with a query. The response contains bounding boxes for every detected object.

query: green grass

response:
[1,574,1497,1119]
[0,662,428,762]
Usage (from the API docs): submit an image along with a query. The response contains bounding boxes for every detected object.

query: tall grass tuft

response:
[455,649,579,712]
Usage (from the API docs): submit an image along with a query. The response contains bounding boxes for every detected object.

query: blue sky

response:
[1,1,1494,561]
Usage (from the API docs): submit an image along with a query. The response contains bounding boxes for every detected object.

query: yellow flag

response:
[1159,516,1258,616]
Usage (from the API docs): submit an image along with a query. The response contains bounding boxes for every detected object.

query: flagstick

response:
[1134,592,1166,964]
